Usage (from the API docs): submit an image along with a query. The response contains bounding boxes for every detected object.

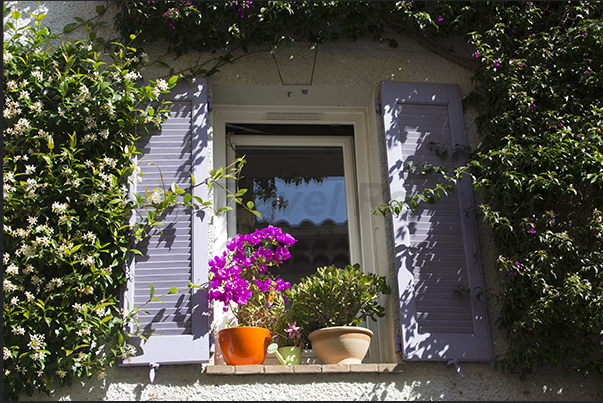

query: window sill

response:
[204,363,404,375]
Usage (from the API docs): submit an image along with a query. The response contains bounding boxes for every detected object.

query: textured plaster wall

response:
[9,1,603,401]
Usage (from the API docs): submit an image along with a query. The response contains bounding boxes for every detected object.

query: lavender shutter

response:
[380,81,492,362]
[122,78,210,365]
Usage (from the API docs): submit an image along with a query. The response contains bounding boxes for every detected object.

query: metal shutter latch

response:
[447,358,464,377]
[149,362,160,383]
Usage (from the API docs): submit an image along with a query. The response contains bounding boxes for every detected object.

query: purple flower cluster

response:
[207,225,295,319]
[234,1,253,18]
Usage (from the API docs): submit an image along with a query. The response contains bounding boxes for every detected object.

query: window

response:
[227,126,356,286]
[124,81,491,367]
[214,105,392,363]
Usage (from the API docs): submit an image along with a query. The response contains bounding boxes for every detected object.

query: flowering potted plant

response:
[267,321,304,365]
[207,225,296,365]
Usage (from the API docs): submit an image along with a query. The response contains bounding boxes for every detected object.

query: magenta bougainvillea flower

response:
[208,225,296,329]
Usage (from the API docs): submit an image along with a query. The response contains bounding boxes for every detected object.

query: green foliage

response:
[3,6,171,399]
[285,264,390,330]
[2,5,253,400]
[464,1,603,376]
[273,294,318,349]
[113,1,396,76]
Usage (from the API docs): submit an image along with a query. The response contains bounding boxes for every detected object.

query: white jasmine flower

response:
[25,178,37,190]
[31,275,42,286]
[4,171,15,183]
[31,71,43,81]
[4,99,21,119]
[32,351,48,361]
[149,191,162,204]
[12,326,25,335]
[27,333,45,350]
[102,156,116,168]
[5,263,18,275]
[82,256,95,267]
[35,236,51,247]
[4,279,17,292]
[52,202,69,214]
[156,79,169,91]
[124,71,140,81]
[20,244,35,257]
[25,291,34,302]
[30,101,43,115]
[6,80,17,90]
[4,185,15,199]
[78,84,89,98]
[14,227,30,238]
[82,133,97,143]
[83,231,96,243]
[14,118,31,135]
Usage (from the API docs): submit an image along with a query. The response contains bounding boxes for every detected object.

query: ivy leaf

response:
[63,23,76,33]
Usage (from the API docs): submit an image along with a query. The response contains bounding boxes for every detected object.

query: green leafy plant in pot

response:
[285,264,390,364]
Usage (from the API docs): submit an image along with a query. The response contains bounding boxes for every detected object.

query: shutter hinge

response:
[149,362,160,383]
[209,334,215,353]
[375,97,382,114]
[208,96,213,112]
[447,358,464,377]
[394,335,402,352]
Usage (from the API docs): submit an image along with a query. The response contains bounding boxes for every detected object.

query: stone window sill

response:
[205,363,404,375]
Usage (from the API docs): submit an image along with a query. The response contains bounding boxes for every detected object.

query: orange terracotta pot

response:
[218,326,271,365]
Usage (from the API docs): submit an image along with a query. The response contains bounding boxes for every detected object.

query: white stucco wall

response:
[8,1,603,401]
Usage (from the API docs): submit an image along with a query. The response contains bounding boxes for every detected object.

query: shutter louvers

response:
[122,78,210,365]
[380,81,492,362]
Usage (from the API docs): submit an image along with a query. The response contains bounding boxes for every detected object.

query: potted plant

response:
[207,225,296,365]
[285,264,390,364]
[267,320,304,365]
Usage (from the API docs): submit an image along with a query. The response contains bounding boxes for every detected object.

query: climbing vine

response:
[2,4,250,400]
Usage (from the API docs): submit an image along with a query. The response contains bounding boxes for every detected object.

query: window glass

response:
[236,145,350,285]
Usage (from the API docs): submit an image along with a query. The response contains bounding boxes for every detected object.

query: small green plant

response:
[285,264,390,329]
[273,299,317,349]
